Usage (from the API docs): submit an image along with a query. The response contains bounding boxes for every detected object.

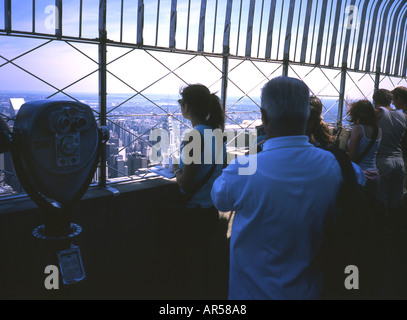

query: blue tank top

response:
[355,125,381,170]
[179,124,226,208]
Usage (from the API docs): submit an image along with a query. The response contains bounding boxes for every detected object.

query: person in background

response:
[347,100,382,198]
[211,76,365,300]
[391,86,407,199]
[306,96,336,149]
[373,89,407,218]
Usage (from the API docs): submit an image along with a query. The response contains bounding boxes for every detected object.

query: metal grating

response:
[1,0,407,193]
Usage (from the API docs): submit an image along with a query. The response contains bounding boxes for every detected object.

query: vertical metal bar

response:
[293,0,303,60]
[361,2,376,70]
[375,1,393,75]
[221,47,229,112]
[354,0,370,70]
[371,0,387,70]
[337,62,347,127]
[223,0,233,49]
[79,0,83,38]
[315,0,328,65]
[236,0,244,55]
[169,0,177,48]
[55,0,62,38]
[375,66,381,93]
[380,1,398,72]
[99,0,107,187]
[222,0,233,110]
[328,0,343,67]
[308,0,320,64]
[155,0,160,47]
[282,53,289,76]
[197,0,207,51]
[32,0,36,33]
[276,0,285,60]
[365,0,384,73]
[245,0,256,57]
[186,0,191,49]
[392,5,407,76]
[342,0,356,65]
[349,0,363,68]
[256,0,265,58]
[323,0,334,65]
[5,0,11,33]
[385,1,404,74]
[283,0,296,60]
[402,30,407,77]
[300,0,313,64]
[120,0,124,42]
[212,0,219,53]
[336,0,350,67]
[265,0,277,59]
[137,0,144,46]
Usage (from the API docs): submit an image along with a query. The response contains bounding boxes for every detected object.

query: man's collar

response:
[262,135,312,151]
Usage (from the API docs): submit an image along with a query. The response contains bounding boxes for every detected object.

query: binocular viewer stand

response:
[1,100,109,288]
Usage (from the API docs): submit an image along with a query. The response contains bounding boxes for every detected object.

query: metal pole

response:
[374,66,381,93]
[337,62,347,127]
[5,0,11,33]
[99,0,107,187]
[282,53,289,77]
[221,46,229,111]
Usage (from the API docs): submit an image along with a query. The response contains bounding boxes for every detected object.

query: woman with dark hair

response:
[347,100,382,198]
[167,84,226,299]
[306,96,335,148]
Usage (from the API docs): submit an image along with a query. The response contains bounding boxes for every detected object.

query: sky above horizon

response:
[0,0,406,101]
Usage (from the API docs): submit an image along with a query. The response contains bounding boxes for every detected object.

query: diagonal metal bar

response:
[105,53,197,115]
[106,115,174,163]
[0,54,82,103]
[316,68,342,95]
[225,62,283,113]
[0,39,53,68]
[46,69,99,99]
[345,71,374,100]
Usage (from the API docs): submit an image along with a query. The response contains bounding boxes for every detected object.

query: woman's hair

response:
[306,96,335,146]
[347,100,378,128]
[372,89,393,106]
[179,84,225,131]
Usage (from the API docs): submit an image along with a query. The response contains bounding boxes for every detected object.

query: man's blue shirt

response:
[211,135,366,299]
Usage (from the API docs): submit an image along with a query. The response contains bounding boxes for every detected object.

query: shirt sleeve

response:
[211,161,238,212]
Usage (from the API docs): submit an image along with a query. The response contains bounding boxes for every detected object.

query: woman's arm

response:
[348,124,363,162]
[172,162,199,192]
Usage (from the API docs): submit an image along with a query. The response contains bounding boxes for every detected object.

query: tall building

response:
[127,152,148,176]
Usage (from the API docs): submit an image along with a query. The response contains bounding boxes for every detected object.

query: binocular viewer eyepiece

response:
[1,100,109,240]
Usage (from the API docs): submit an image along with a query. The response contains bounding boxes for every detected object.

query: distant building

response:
[3,151,23,193]
[7,98,25,127]
[127,152,148,175]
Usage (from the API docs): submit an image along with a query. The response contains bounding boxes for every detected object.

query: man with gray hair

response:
[211,76,365,299]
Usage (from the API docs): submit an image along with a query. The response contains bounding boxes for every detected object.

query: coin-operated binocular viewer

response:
[0,100,109,286]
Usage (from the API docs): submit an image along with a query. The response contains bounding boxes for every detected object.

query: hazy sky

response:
[0,0,406,100]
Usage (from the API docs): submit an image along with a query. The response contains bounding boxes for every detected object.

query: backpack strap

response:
[329,147,358,193]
